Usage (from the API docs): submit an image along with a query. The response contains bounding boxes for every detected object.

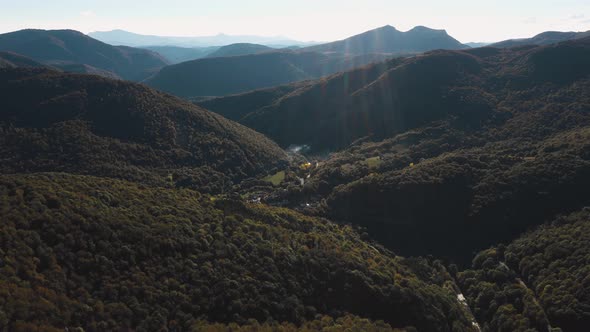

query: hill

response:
[205,43,273,58]
[145,51,394,97]
[0,29,168,81]
[0,172,476,331]
[223,37,590,263]
[458,208,590,331]
[202,37,590,152]
[0,68,287,193]
[492,30,590,48]
[0,51,48,68]
[142,45,220,63]
[302,25,468,55]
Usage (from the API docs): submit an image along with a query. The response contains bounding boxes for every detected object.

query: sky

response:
[1,0,589,43]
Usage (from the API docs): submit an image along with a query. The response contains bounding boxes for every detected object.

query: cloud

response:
[80,10,96,17]
[570,14,585,20]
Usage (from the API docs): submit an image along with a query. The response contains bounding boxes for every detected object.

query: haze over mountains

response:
[2,19,590,331]
[89,29,314,47]
[145,25,471,97]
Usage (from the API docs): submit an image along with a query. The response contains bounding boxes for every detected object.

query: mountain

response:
[89,29,312,47]
[145,51,395,97]
[0,29,168,80]
[458,208,590,331]
[142,45,220,63]
[205,43,273,58]
[201,37,590,152]
[492,30,590,48]
[0,172,475,331]
[145,26,468,98]
[0,51,48,68]
[0,67,288,193]
[301,25,468,55]
[208,37,590,264]
[465,42,490,48]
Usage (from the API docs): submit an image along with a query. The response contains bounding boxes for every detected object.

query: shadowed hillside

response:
[0,68,287,193]
[202,37,590,153]
[0,29,168,80]
[145,51,394,97]
[0,51,48,68]
[458,208,590,331]
[225,37,590,265]
[143,45,220,63]
[206,43,272,58]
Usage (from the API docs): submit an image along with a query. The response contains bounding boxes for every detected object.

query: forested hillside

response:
[225,37,590,265]
[0,68,287,193]
[201,37,590,152]
[1,20,590,332]
[0,173,475,331]
[457,208,590,331]
[145,51,393,98]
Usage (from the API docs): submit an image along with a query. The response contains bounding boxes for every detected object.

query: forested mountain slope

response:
[0,173,475,331]
[0,68,287,193]
[229,37,590,264]
[201,37,590,153]
[458,208,590,331]
[145,51,394,98]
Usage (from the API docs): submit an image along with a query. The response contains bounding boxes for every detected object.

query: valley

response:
[0,12,589,332]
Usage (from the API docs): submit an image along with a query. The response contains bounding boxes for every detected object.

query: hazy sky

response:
[1,0,589,43]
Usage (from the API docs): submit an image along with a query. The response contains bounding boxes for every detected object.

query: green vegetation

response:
[0,173,474,331]
[263,171,286,186]
[365,157,382,169]
[241,37,590,264]
[457,208,590,332]
[1,32,590,332]
[0,68,287,194]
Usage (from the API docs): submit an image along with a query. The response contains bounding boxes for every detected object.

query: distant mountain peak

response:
[302,24,467,55]
[376,25,398,31]
[408,26,447,33]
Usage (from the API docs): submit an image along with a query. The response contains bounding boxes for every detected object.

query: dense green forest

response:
[201,37,590,152]
[0,173,475,331]
[221,37,590,264]
[457,208,590,331]
[0,68,287,193]
[1,32,589,331]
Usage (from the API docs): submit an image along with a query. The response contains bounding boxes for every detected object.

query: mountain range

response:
[199,36,590,152]
[2,23,590,332]
[492,30,590,48]
[0,29,168,80]
[88,29,314,47]
[205,36,590,264]
[145,25,470,97]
